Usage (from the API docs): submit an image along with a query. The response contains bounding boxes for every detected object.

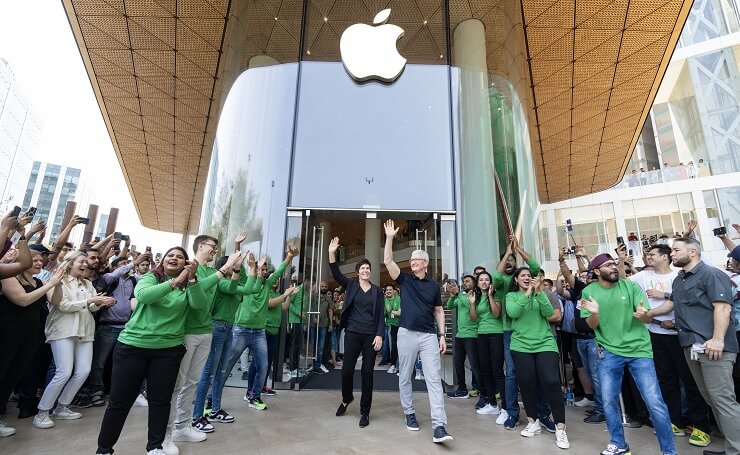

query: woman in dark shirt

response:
[0,244,63,435]
[328,237,385,428]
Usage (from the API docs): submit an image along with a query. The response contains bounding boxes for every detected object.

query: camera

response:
[713,226,727,236]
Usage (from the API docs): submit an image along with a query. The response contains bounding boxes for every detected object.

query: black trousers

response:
[390,325,399,366]
[341,330,376,415]
[0,318,40,415]
[453,337,479,391]
[478,333,505,406]
[511,350,565,424]
[289,323,303,371]
[96,343,185,454]
[651,332,711,432]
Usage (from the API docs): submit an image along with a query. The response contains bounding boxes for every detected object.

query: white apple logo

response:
[340,9,406,83]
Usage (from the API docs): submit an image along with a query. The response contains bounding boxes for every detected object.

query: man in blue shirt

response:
[383,220,452,444]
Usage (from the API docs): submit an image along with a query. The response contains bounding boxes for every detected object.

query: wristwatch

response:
[438,333,445,338]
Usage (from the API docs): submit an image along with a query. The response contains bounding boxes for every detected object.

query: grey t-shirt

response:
[672,261,738,352]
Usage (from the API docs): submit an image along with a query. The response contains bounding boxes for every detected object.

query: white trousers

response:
[39,338,93,411]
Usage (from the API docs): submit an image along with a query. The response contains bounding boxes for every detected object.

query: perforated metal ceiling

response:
[63,0,691,233]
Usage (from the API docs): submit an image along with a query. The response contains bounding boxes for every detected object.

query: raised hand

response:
[328,236,340,255]
[224,251,242,270]
[532,276,543,293]
[184,260,198,281]
[27,221,45,237]
[246,251,256,268]
[575,245,586,257]
[616,243,627,260]
[49,268,66,286]
[384,220,399,238]
[16,214,32,229]
[685,219,697,234]
[467,291,475,304]
[286,241,299,257]
[733,223,740,240]
[257,255,268,269]
[233,251,247,269]
[1,210,18,231]
[235,231,248,244]
[581,297,599,315]
[448,281,459,296]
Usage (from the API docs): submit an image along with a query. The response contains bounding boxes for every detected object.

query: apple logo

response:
[340,9,406,83]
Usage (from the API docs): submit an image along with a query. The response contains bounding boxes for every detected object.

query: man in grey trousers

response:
[671,237,740,455]
[383,220,452,444]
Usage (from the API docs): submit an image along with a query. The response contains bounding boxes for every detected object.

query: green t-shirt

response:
[184,265,237,334]
[211,272,256,324]
[475,294,503,334]
[289,285,304,324]
[506,290,557,353]
[446,292,478,338]
[580,279,652,358]
[494,257,541,330]
[265,290,283,335]
[234,261,288,329]
[385,296,401,327]
[119,273,208,349]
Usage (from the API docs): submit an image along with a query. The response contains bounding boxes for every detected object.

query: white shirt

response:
[45,275,98,342]
[630,269,679,335]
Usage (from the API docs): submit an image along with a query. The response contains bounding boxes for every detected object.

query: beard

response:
[602,271,619,283]
[672,256,690,267]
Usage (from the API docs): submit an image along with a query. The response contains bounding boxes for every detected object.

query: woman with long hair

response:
[469,271,506,418]
[0,241,63,436]
[328,236,384,428]
[96,247,203,455]
[506,267,569,449]
[34,251,116,429]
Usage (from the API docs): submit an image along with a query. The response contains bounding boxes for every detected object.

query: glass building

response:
[21,161,82,242]
[0,58,41,212]
[64,0,692,389]
[540,0,740,272]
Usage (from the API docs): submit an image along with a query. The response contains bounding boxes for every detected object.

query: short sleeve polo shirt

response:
[396,271,442,334]
[672,261,738,352]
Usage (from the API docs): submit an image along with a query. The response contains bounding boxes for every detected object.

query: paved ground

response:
[1,388,717,454]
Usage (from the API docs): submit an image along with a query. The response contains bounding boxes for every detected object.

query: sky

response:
[0,1,183,254]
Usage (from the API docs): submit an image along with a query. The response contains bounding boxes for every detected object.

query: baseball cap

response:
[29,244,51,254]
[590,253,614,271]
[728,245,740,262]
[410,250,429,261]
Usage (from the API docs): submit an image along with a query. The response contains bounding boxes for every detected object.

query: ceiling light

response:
[324,17,328,22]
[274,17,278,20]
[423,20,427,25]
[307,50,311,55]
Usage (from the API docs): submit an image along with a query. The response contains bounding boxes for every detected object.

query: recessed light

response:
[307,50,311,55]
[324,17,328,22]
[423,20,428,25]
[274,17,278,20]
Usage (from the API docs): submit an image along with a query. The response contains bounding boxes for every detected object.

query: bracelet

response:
[218,269,228,276]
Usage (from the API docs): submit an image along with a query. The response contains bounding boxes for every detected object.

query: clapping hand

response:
[581,297,599,315]
[633,301,651,323]
[49,268,66,286]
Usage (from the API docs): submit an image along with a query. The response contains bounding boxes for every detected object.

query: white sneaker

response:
[147,449,166,455]
[33,412,55,429]
[0,420,16,437]
[496,409,509,425]
[521,418,541,437]
[171,425,207,443]
[476,403,500,415]
[387,365,397,374]
[556,423,570,449]
[415,371,424,380]
[319,364,329,373]
[134,393,149,407]
[162,438,180,455]
[574,397,594,407]
[52,406,81,420]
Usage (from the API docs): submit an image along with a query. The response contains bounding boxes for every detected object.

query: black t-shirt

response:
[346,287,376,335]
[0,277,46,323]
[396,271,442,334]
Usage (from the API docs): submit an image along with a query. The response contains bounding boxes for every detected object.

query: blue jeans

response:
[599,350,676,454]
[576,338,604,415]
[87,325,124,393]
[312,327,328,369]
[193,321,232,417]
[249,332,278,390]
[380,326,391,362]
[215,326,267,404]
[504,331,551,419]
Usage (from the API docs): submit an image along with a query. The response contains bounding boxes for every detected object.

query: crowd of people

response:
[0,206,738,455]
[624,159,710,187]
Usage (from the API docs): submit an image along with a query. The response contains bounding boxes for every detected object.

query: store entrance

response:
[274,209,457,391]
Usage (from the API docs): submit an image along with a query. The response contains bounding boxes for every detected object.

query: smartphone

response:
[155,253,162,262]
[566,219,573,232]
[616,236,625,246]
[628,249,634,256]
[25,207,37,218]
[146,246,152,253]
[713,226,727,236]
[78,217,90,225]
[121,234,130,242]
[94,236,100,242]
[113,232,122,241]
[11,206,21,217]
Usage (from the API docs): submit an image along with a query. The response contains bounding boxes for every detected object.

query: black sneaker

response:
[90,394,105,407]
[336,400,352,416]
[584,412,606,424]
[474,396,489,410]
[432,426,453,443]
[359,413,369,427]
[405,413,420,431]
[262,386,277,396]
[447,389,469,399]
[192,416,215,433]
[70,396,93,409]
[540,415,556,433]
[207,409,235,423]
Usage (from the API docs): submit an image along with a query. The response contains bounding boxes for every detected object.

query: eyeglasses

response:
[599,262,618,268]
